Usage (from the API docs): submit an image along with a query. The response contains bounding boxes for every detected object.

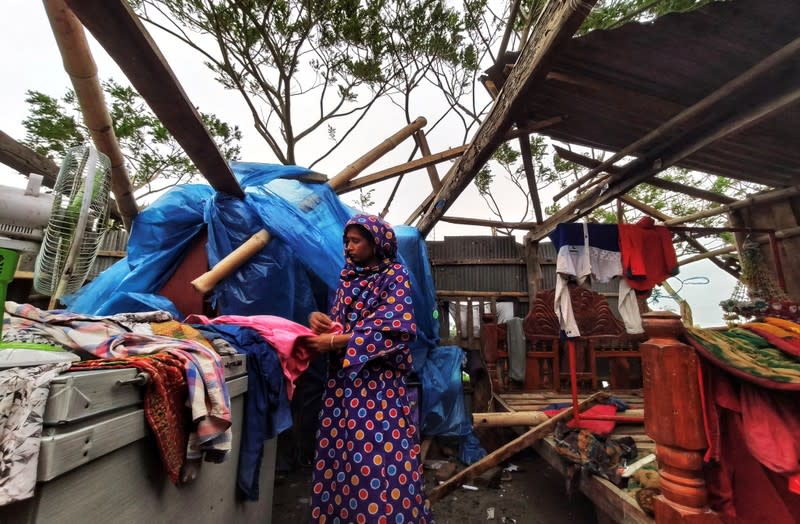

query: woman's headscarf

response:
[330,214,417,372]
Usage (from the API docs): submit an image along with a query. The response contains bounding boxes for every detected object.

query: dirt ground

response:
[272,448,596,524]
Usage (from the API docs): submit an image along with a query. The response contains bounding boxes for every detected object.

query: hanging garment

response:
[0,362,70,505]
[70,354,189,484]
[191,323,293,501]
[185,314,342,400]
[505,317,526,382]
[618,217,679,292]
[549,223,643,337]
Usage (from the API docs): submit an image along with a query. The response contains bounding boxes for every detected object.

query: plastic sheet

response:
[420,345,471,436]
[65,162,461,439]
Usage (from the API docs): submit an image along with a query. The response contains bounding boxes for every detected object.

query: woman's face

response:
[345,225,378,266]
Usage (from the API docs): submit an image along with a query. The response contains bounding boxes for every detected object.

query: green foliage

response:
[134,0,481,166]
[23,79,241,201]
[579,0,718,34]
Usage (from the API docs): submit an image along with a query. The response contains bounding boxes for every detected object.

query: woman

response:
[306,214,433,524]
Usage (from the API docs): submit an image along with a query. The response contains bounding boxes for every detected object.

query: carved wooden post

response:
[479,313,504,392]
[641,311,720,524]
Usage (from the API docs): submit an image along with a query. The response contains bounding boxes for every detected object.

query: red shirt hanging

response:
[618,217,679,291]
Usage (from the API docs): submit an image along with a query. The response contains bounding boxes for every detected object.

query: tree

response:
[132,0,491,168]
[23,78,241,202]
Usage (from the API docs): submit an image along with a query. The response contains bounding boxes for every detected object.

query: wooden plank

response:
[534,437,653,524]
[414,130,442,191]
[0,130,59,187]
[428,392,608,504]
[64,0,244,199]
[436,291,528,298]
[438,216,538,229]
[519,134,544,222]
[430,257,525,266]
[416,0,597,235]
[97,250,127,258]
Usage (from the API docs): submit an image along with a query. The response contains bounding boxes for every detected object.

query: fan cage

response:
[33,145,112,296]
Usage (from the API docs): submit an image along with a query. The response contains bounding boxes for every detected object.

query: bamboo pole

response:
[552,36,800,202]
[336,144,466,194]
[472,411,549,428]
[665,185,800,226]
[44,0,139,230]
[678,246,737,266]
[328,117,427,190]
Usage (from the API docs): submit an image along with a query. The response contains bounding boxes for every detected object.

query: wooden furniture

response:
[522,286,641,391]
[641,311,720,523]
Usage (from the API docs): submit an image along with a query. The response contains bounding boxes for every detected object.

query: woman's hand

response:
[309,312,334,334]
[306,334,338,354]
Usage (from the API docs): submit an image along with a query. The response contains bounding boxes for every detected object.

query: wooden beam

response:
[678,246,737,266]
[415,0,597,236]
[665,185,800,226]
[64,0,244,200]
[428,392,607,504]
[431,258,525,266]
[519,134,543,222]
[554,145,736,205]
[329,117,427,190]
[552,36,800,201]
[438,216,537,229]
[436,291,528,298]
[337,144,466,194]
[45,0,139,229]
[619,195,740,280]
[414,131,442,191]
[531,83,800,241]
[0,130,59,187]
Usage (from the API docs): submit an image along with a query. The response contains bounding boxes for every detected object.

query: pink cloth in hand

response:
[185,314,342,399]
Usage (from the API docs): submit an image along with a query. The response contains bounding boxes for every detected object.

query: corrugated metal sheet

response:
[87,228,129,281]
[428,236,526,292]
[496,0,800,187]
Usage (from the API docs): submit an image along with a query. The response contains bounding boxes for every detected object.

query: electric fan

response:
[33,144,112,308]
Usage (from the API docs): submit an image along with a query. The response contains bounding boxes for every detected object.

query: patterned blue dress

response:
[310,214,433,524]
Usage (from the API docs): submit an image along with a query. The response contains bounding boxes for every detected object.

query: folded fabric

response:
[90,333,232,462]
[741,321,800,359]
[686,327,800,388]
[185,314,342,399]
[3,302,170,354]
[0,362,70,505]
[543,404,619,436]
[71,354,189,483]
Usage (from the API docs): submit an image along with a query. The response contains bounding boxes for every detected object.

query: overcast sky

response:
[0,1,736,326]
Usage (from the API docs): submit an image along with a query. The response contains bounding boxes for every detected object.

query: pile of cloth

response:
[1,302,333,503]
[685,319,800,522]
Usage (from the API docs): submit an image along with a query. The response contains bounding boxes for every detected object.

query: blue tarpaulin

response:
[65,162,480,451]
